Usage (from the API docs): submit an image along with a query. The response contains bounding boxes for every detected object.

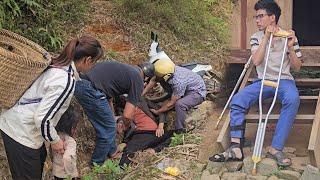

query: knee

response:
[230,93,244,109]
[283,93,300,108]
[175,100,186,110]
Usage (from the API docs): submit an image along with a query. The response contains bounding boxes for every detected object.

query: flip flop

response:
[266,151,292,167]
[209,143,243,162]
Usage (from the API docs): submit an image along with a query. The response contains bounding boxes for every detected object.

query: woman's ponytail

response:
[52,36,103,66]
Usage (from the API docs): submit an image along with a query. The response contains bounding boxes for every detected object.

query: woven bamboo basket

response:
[0,29,51,109]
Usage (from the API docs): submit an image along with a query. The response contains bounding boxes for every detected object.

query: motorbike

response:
[146,32,223,102]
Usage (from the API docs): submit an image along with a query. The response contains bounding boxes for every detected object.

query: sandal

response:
[266,151,292,167]
[209,142,244,162]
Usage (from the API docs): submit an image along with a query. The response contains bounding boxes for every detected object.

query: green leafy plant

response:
[170,133,202,147]
[82,159,131,180]
[0,0,89,51]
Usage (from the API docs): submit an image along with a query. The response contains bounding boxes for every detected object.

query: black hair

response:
[254,0,281,24]
[55,105,80,137]
[52,35,104,66]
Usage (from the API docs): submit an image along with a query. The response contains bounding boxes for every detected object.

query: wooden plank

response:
[261,96,318,104]
[246,114,315,124]
[227,47,320,66]
[247,119,313,124]
[248,78,320,86]
[246,114,315,120]
[240,0,247,49]
[275,0,293,30]
[216,114,231,150]
[230,0,242,49]
[308,93,320,167]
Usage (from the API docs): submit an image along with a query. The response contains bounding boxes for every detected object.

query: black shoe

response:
[175,129,187,134]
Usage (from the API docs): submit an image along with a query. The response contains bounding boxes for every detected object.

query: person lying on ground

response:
[209,0,302,167]
[116,98,174,167]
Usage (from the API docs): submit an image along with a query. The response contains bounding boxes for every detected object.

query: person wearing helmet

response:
[149,59,207,133]
[138,62,155,83]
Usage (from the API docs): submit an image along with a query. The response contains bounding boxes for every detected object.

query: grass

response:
[0,0,89,51]
[170,133,202,147]
[111,0,234,73]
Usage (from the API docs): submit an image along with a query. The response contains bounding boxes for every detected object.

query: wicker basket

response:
[0,29,51,109]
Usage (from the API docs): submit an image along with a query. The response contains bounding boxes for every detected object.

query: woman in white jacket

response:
[0,35,103,180]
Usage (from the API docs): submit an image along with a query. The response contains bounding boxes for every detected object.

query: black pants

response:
[119,130,173,166]
[1,131,47,180]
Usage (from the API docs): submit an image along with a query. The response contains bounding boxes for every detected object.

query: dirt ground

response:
[0,0,315,179]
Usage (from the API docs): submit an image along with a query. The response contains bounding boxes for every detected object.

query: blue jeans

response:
[229,79,300,150]
[74,79,116,165]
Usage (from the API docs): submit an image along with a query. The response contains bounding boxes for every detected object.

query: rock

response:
[201,170,220,180]
[285,153,296,159]
[267,175,278,180]
[246,175,268,180]
[186,101,215,131]
[197,163,207,171]
[300,165,320,180]
[225,161,243,172]
[206,161,225,174]
[277,170,301,180]
[282,147,296,154]
[221,172,246,180]
[289,157,310,173]
[243,147,252,157]
[243,157,278,176]
[294,149,308,157]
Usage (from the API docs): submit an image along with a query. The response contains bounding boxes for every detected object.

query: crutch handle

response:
[274,29,291,38]
[263,80,278,88]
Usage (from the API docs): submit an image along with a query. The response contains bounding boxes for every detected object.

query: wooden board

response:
[308,93,320,167]
[230,0,242,49]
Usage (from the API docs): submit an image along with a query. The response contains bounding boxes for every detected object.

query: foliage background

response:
[0,0,89,51]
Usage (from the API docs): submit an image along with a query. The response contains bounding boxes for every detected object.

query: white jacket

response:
[0,65,75,149]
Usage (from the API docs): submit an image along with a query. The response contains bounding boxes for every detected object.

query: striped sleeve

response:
[250,34,260,52]
[34,67,75,143]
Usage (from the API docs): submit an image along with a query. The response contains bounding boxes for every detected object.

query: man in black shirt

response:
[74,60,151,165]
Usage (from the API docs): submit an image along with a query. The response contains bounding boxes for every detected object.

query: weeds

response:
[170,133,202,147]
[0,0,89,51]
[82,159,131,180]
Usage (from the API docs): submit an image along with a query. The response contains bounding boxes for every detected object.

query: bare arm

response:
[288,48,302,71]
[123,101,136,120]
[287,30,302,71]
[151,95,180,114]
[142,76,156,96]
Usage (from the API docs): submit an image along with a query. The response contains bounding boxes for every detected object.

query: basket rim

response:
[0,47,51,68]
[0,29,52,67]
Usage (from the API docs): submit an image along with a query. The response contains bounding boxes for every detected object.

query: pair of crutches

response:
[252,32,289,174]
[214,31,290,174]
